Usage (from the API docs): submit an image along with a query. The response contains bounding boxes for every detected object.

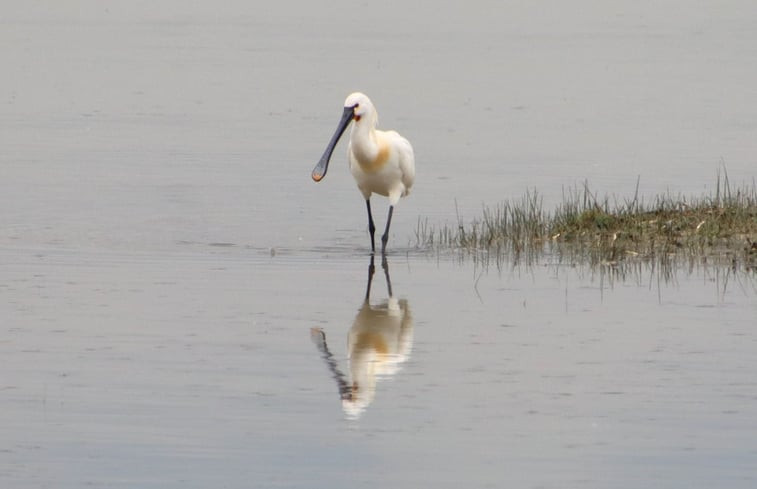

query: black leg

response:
[365,200,376,254]
[381,205,394,255]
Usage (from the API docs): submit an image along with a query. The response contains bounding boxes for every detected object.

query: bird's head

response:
[344,92,378,127]
[311,92,377,183]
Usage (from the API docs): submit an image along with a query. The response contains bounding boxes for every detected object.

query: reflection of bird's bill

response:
[310,327,352,402]
[311,105,354,182]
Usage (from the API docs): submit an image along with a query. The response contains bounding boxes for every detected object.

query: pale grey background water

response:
[2,2,756,488]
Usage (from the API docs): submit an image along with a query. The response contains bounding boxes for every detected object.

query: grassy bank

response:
[415,173,757,269]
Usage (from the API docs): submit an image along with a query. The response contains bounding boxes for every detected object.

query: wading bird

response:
[312,92,415,254]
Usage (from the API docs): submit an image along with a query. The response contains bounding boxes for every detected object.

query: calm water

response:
[2,2,757,488]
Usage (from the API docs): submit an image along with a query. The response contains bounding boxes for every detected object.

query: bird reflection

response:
[311,255,413,419]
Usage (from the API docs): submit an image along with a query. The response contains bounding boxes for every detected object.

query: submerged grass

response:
[415,171,757,270]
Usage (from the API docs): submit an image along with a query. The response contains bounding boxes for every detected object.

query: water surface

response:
[2,2,757,488]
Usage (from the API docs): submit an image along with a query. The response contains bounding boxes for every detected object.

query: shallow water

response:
[2,2,757,488]
[3,248,756,488]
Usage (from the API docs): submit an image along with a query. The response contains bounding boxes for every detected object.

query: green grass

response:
[415,172,757,270]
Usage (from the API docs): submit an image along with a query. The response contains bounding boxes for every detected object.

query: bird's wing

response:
[389,131,415,194]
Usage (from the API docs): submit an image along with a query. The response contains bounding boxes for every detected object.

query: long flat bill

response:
[312,106,354,182]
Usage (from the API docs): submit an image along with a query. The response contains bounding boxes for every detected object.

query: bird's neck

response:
[350,123,380,163]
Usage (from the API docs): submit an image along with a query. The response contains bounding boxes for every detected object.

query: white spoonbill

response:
[312,92,415,254]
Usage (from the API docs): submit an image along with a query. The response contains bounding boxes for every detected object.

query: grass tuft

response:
[415,171,757,270]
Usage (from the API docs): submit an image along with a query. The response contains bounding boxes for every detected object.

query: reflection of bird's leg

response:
[365,254,376,302]
[310,328,352,400]
[382,255,393,298]
[381,205,394,255]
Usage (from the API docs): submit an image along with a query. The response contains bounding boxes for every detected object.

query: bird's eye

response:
[353,103,360,109]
